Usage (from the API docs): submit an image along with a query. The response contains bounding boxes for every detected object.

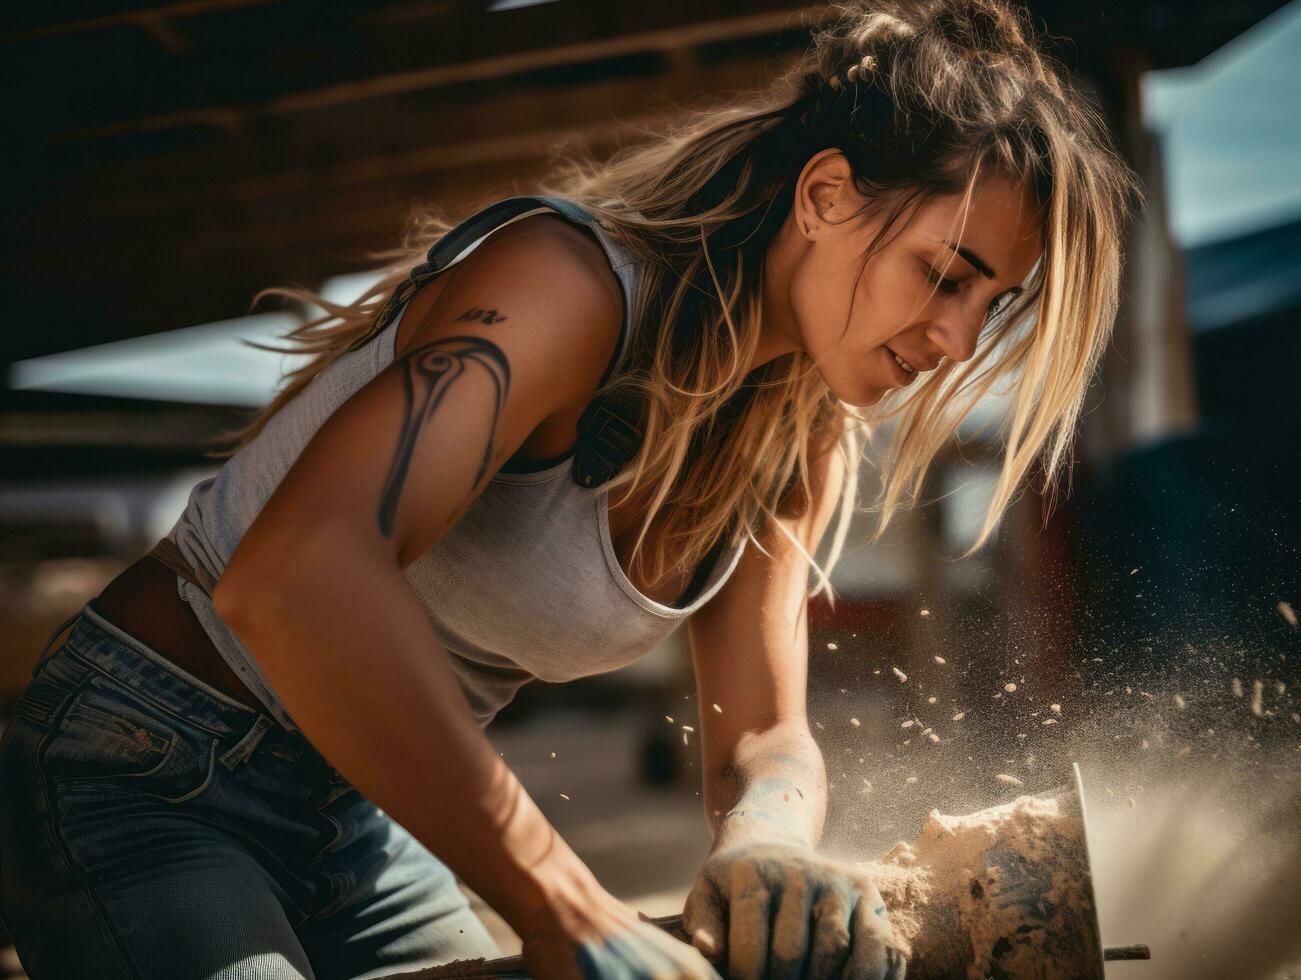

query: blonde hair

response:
[211,0,1137,605]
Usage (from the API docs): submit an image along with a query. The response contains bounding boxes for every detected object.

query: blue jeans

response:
[0,602,500,979]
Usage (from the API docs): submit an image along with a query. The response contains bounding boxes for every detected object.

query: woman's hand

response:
[682,839,905,980]
[520,882,722,980]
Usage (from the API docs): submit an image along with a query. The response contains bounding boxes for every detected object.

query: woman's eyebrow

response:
[942,239,996,279]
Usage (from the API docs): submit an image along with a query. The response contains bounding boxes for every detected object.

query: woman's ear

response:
[793,149,854,239]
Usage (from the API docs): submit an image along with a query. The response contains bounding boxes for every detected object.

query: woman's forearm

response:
[214,546,596,940]
[704,722,828,851]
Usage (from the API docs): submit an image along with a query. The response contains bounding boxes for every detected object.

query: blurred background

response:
[3,1,1299,976]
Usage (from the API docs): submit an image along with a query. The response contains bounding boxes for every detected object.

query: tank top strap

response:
[347,195,635,375]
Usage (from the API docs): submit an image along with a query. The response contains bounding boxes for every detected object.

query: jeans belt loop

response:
[32,609,84,679]
[218,713,275,770]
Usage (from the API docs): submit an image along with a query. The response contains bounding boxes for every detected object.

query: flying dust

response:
[810,608,1300,979]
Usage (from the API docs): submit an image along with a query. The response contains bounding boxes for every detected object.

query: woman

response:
[0,0,1135,977]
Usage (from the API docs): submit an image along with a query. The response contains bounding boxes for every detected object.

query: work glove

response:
[682,839,905,980]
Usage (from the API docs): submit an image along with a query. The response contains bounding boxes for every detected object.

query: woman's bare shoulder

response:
[401,209,626,416]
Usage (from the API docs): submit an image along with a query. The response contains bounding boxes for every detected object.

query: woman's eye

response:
[987,291,1017,320]
[926,268,962,293]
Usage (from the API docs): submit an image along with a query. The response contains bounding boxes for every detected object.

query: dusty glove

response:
[682,839,905,980]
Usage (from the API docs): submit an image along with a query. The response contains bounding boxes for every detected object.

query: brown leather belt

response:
[93,539,263,710]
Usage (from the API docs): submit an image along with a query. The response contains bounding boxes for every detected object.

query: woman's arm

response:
[688,443,846,851]
[684,443,905,979]
[212,217,717,979]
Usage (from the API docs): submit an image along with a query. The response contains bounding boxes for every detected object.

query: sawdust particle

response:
[892,667,908,683]
[850,717,861,727]
[995,773,1024,787]
[1278,600,1297,627]
[934,655,946,665]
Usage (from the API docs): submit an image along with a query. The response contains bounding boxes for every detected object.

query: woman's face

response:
[762,150,1044,407]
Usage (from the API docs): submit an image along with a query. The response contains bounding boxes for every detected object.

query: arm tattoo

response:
[376,335,511,538]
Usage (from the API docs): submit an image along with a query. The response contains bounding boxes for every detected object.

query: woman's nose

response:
[924,316,981,365]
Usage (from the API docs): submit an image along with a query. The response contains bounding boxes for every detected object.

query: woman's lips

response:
[883,346,917,386]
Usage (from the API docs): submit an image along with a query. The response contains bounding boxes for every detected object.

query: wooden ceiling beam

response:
[3,0,286,42]
[52,5,822,141]
[49,54,789,216]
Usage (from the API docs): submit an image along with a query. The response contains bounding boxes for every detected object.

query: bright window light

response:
[8,313,310,407]
[8,269,393,408]
[1143,0,1301,247]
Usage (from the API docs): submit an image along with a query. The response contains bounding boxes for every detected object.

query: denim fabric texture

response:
[0,603,500,979]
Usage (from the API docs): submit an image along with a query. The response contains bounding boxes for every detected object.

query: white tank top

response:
[165,196,747,729]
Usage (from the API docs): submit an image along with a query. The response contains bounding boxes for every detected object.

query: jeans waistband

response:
[61,600,269,741]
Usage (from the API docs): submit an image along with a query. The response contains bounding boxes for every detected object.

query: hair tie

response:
[844,53,878,85]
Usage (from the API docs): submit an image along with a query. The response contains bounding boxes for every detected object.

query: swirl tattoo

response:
[376,335,511,538]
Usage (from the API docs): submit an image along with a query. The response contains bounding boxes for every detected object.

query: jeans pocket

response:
[42,676,218,805]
